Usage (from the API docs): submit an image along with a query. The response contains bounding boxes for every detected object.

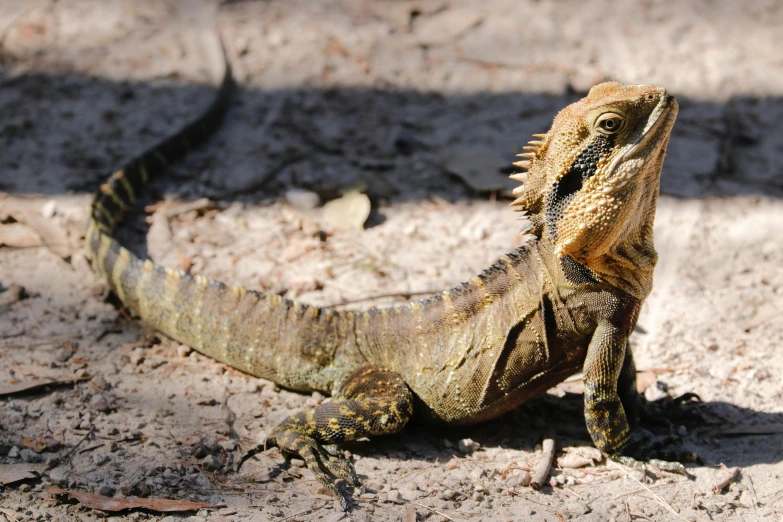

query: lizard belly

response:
[409,298,593,425]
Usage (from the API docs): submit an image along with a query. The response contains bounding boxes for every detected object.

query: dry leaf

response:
[3,198,71,258]
[557,453,595,469]
[0,464,47,485]
[323,191,371,231]
[0,223,42,248]
[47,486,216,513]
[20,437,47,453]
[0,376,88,397]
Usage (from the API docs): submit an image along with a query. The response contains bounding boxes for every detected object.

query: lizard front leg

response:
[240,364,414,510]
[583,322,699,473]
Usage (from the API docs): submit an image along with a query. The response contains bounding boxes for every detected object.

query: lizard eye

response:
[596,113,624,135]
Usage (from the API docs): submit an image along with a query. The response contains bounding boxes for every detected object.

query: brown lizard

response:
[86,50,698,509]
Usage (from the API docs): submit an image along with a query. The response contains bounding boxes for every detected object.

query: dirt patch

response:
[1,1,782,521]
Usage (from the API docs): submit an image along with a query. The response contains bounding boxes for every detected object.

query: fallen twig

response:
[412,501,454,521]
[610,461,689,522]
[0,376,88,397]
[530,436,555,490]
[47,485,216,513]
[711,465,740,494]
[708,424,783,437]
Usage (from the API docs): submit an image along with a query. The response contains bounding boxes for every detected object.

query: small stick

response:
[711,465,740,494]
[610,461,689,522]
[412,501,454,521]
[530,437,555,490]
[747,474,760,508]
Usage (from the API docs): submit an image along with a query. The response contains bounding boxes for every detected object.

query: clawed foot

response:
[637,392,703,430]
[237,435,360,511]
[612,429,702,476]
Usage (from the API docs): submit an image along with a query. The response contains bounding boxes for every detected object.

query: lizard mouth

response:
[622,94,678,161]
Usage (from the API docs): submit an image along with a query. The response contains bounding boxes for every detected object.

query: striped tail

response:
[86,46,352,393]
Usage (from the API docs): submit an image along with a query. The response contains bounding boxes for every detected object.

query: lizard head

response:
[510,82,678,298]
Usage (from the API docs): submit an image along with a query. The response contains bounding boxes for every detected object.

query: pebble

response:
[20,449,42,463]
[48,468,69,486]
[457,438,480,454]
[284,189,321,211]
[203,437,220,453]
[92,453,110,466]
[177,345,192,358]
[98,485,116,497]
[41,200,57,218]
[8,446,20,458]
[439,489,458,500]
[219,440,237,451]
[44,454,60,466]
[387,490,403,502]
[200,454,220,471]
[290,458,306,468]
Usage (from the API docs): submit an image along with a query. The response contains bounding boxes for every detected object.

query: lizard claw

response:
[612,429,701,475]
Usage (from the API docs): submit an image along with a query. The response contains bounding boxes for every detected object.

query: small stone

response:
[18,483,31,493]
[41,200,57,218]
[442,439,453,449]
[387,490,403,502]
[469,468,485,481]
[134,422,146,430]
[219,440,237,452]
[78,419,93,430]
[439,489,457,501]
[203,437,220,453]
[90,374,111,392]
[8,446,20,458]
[98,485,116,497]
[44,437,63,452]
[107,427,120,436]
[200,454,220,471]
[92,453,110,466]
[644,384,668,402]
[44,454,60,466]
[457,438,480,454]
[48,468,69,486]
[290,458,306,468]
[284,189,320,211]
[177,345,192,358]
[20,449,42,463]
[192,444,209,459]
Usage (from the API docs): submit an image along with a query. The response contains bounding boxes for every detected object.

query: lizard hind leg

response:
[242,364,414,511]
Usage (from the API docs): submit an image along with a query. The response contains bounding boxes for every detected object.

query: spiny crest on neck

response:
[503,82,678,299]
[507,132,550,236]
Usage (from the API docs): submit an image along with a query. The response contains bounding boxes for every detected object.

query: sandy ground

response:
[1,1,782,520]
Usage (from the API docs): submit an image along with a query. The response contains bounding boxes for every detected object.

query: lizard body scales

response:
[87,41,697,509]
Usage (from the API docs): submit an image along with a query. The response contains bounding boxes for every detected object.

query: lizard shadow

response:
[340,391,783,482]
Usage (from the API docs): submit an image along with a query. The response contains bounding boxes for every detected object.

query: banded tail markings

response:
[109,246,133,304]
[110,169,136,204]
[100,183,128,212]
